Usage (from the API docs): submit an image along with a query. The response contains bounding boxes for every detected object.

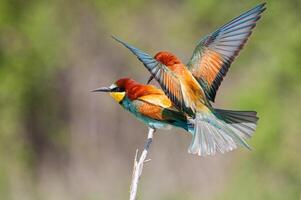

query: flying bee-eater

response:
[93,78,258,156]
[112,3,264,156]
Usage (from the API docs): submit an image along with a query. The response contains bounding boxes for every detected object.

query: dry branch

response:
[129,127,155,200]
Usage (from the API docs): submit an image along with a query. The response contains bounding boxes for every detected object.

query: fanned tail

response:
[188,109,258,156]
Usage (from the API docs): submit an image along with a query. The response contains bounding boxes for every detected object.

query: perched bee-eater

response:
[93,78,193,133]
[93,78,258,156]
[112,3,264,156]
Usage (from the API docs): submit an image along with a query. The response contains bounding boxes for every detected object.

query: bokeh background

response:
[0,0,300,199]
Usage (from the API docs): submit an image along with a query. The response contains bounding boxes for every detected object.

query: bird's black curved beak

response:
[91,87,112,92]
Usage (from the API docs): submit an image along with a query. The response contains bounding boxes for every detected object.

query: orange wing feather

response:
[194,50,224,86]
[187,3,266,101]
[137,101,165,120]
[155,52,209,114]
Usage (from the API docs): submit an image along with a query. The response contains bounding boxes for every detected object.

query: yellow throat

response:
[110,92,126,103]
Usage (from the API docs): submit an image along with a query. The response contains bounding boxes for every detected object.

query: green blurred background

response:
[0,0,300,199]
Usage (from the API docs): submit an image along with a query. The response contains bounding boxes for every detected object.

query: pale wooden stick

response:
[129,127,155,200]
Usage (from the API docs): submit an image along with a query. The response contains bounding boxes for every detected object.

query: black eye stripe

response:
[112,87,124,92]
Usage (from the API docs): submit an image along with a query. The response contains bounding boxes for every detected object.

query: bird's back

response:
[154,51,210,111]
[120,79,190,131]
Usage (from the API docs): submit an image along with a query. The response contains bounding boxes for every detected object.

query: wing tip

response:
[111,35,120,42]
[254,2,267,11]
[111,35,129,47]
[255,2,267,17]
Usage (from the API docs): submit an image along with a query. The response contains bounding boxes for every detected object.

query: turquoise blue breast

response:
[120,97,169,129]
[119,97,194,134]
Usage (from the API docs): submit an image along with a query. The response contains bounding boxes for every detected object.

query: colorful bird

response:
[94,77,258,156]
[93,78,193,134]
[112,3,264,155]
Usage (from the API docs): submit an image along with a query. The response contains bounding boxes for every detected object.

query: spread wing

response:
[113,36,193,115]
[187,3,266,102]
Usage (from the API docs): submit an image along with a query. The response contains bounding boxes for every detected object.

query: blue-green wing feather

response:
[112,36,190,114]
[187,3,266,102]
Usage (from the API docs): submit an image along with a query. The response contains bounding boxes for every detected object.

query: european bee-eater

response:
[93,78,193,133]
[112,3,264,156]
[93,78,258,156]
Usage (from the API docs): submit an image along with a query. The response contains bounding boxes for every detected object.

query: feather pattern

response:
[187,3,266,102]
[112,36,194,114]
[189,109,258,156]
[114,78,191,131]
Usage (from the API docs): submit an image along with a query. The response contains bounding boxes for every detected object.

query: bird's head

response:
[145,51,182,84]
[92,78,134,103]
[154,51,182,67]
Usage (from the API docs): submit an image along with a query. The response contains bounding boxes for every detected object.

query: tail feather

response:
[215,109,258,124]
[188,109,258,156]
[215,109,258,139]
